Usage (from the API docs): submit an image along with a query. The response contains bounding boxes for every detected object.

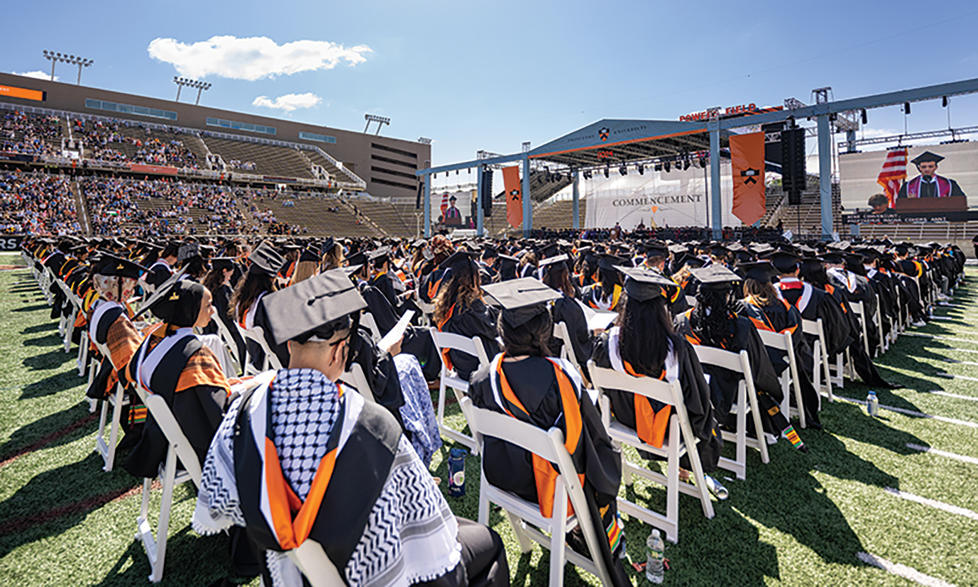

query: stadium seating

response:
[0,171,79,234]
[201,137,314,179]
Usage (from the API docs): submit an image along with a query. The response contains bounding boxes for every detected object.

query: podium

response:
[894,196,967,213]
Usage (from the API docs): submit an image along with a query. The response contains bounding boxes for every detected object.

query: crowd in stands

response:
[72,119,199,168]
[226,159,257,171]
[0,110,62,156]
[80,176,250,237]
[0,171,79,234]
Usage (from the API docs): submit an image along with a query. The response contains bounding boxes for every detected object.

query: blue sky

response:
[4,0,978,172]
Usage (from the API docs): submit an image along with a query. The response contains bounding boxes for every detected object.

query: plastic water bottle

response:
[645,528,664,584]
[866,391,879,417]
[447,447,467,497]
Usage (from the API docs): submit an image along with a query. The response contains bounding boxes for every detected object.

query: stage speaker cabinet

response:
[781,127,806,196]
[787,189,803,205]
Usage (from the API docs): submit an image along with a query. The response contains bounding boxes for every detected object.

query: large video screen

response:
[839,142,978,223]
[0,84,45,102]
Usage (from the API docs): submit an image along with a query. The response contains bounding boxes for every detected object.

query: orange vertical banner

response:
[502,166,523,228]
[730,131,766,225]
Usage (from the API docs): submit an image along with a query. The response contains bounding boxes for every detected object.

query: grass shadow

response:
[21,322,57,335]
[20,370,84,399]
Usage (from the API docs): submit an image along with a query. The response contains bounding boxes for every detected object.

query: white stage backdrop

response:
[583,163,738,230]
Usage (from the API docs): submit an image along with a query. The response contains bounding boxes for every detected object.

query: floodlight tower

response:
[42,50,93,84]
[174,77,212,104]
[364,114,390,135]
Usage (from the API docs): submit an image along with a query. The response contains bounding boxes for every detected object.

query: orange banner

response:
[0,84,45,102]
[502,166,523,229]
[730,131,766,225]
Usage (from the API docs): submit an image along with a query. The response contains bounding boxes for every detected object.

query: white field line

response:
[924,389,978,402]
[857,552,955,587]
[904,332,978,344]
[905,443,978,466]
[931,372,978,383]
[938,358,978,368]
[835,396,978,429]
[883,487,978,522]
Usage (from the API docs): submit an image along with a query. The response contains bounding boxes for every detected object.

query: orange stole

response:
[622,361,671,448]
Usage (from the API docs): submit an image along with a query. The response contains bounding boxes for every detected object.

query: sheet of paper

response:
[378,310,414,354]
[577,299,617,331]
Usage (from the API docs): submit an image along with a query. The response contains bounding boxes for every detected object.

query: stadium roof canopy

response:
[526,118,727,168]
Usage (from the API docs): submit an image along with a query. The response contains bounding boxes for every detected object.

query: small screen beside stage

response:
[0,84,46,102]
[839,142,978,223]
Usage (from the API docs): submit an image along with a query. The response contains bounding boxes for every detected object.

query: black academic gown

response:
[467,356,630,587]
[673,312,792,435]
[438,300,499,381]
[204,283,246,366]
[549,295,594,374]
[738,297,821,427]
[361,285,443,381]
[591,332,723,472]
[778,280,852,358]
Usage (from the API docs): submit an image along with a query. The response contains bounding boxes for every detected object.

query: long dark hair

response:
[799,260,828,288]
[618,295,677,376]
[433,260,481,325]
[230,267,276,321]
[598,266,619,296]
[691,286,738,349]
[542,263,575,297]
[500,310,553,357]
[203,265,230,297]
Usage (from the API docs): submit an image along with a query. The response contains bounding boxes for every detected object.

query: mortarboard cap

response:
[598,254,627,271]
[616,265,677,302]
[136,275,203,327]
[674,253,705,270]
[210,257,236,272]
[261,268,367,345]
[249,242,286,275]
[910,151,944,165]
[738,261,777,284]
[690,265,742,288]
[482,277,560,329]
[644,240,669,257]
[92,253,146,279]
[820,252,845,265]
[770,251,801,274]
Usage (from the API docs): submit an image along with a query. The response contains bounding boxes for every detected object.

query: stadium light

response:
[364,114,391,135]
[42,50,93,84]
[619,164,627,176]
[418,137,432,144]
[174,77,212,104]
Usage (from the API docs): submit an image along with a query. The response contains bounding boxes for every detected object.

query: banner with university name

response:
[583,163,738,230]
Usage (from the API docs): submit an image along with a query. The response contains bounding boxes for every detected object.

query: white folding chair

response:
[756,329,807,429]
[802,318,834,402]
[552,321,587,383]
[463,396,614,587]
[416,299,435,326]
[848,300,872,359]
[241,325,283,372]
[132,385,202,583]
[340,362,375,403]
[212,317,243,377]
[92,340,130,471]
[285,540,346,586]
[692,346,769,480]
[428,327,489,453]
[588,361,714,544]
[359,312,382,342]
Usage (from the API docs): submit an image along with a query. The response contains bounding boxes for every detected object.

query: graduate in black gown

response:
[467,278,630,586]
[433,251,499,381]
[737,261,823,429]
[580,254,625,311]
[230,242,286,368]
[674,265,808,452]
[541,254,594,376]
[591,266,725,475]
[203,257,246,366]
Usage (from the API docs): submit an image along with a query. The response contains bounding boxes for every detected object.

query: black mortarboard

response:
[539,254,570,271]
[690,265,742,288]
[598,254,626,271]
[346,251,368,268]
[368,246,391,264]
[644,240,669,258]
[674,253,705,270]
[910,151,944,165]
[739,261,777,284]
[770,251,801,274]
[820,252,845,265]
[261,268,367,345]
[250,242,286,275]
[299,247,320,263]
[482,277,560,328]
[497,254,519,281]
[709,243,730,256]
[616,265,676,302]
[320,238,337,255]
[442,249,478,272]
[92,253,146,279]
[211,257,235,271]
[144,278,205,327]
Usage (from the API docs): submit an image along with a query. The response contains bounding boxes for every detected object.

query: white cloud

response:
[252,92,322,112]
[147,35,372,81]
[13,70,57,81]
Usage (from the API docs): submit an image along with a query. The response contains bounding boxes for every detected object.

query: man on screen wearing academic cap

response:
[443,195,463,227]
[896,151,966,201]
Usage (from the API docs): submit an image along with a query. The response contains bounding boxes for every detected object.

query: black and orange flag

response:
[730,131,766,226]
[502,166,523,229]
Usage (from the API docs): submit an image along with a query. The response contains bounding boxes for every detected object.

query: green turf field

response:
[1,266,976,586]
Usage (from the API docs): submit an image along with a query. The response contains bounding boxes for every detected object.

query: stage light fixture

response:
[683,159,690,171]
[619,165,627,176]
[904,102,911,114]
[861,109,868,124]
[603,166,610,178]
[942,96,948,108]
[698,155,707,168]
[654,163,662,172]
[664,161,671,172]
[637,164,644,175]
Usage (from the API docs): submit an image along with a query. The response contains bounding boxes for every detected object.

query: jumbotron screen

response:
[0,84,46,102]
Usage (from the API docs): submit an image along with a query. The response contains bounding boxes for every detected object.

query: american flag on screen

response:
[439,192,449,215]
[876,148,907,207]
